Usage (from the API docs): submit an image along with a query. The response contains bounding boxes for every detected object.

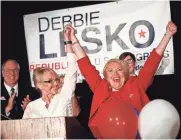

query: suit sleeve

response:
[137,49,162,91]
[1,100,9,120]
[77,56,102,94]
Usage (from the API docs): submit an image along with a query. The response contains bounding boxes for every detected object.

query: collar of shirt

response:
[4,82,18,97]
[40,98,47,106]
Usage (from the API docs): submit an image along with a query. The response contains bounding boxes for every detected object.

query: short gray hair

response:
[2,59,20,71]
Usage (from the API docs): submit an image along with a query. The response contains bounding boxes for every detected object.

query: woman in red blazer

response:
[63,21,177,138]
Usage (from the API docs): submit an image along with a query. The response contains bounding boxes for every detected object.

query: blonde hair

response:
[103,59,130,82]
[33,67,57,86]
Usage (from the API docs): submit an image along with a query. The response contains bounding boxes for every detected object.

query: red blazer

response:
[77,49,162,138]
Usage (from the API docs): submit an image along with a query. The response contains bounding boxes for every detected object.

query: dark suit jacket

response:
[1,81,40,120]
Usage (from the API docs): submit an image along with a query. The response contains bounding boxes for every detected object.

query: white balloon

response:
[138,99,180,139]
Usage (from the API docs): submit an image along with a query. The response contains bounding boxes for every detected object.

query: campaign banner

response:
[23,1,173,85]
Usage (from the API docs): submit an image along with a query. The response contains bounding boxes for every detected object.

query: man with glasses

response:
[1,59,36,120]
[119,52,137,76]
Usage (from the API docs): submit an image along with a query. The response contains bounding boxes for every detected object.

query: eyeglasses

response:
[4,68,19,73]
[42,78,60,84]
[125,59,134,64]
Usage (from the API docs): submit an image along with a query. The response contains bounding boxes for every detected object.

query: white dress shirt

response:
[4,83,18,97]
[23,53,77,119]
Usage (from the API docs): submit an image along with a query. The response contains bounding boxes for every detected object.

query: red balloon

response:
[96,98,138,139]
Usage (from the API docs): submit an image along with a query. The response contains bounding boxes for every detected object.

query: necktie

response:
[11,88,18,111]
[11,88,15,95]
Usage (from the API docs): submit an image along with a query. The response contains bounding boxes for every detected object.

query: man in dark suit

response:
[1,59,40,120]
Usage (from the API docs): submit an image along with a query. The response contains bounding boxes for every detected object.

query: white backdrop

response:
[23,1,173,85]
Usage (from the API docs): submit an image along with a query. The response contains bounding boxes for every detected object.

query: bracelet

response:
[72,40,79,46]
[64,40,72,45]
[71,41,79,52]
[164,33,171,39]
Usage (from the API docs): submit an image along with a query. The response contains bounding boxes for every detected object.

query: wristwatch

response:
[64,41,72,45]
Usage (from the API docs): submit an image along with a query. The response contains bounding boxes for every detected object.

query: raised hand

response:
[63,24,72,41]
[166,21,177,37]
[64,24,78,43]
[63,24,86,59]
[156,21,177,56]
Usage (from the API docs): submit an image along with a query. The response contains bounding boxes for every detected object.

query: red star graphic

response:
[138,29,146,38]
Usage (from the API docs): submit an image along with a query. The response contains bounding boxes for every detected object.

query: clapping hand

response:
[21,95,31,110]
